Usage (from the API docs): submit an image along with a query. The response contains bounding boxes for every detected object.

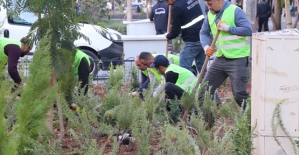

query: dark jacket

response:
[150,0,169,31]
[166,0,204,42]
[256,1,271,18]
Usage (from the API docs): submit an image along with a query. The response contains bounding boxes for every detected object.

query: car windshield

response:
[8,11,43,25]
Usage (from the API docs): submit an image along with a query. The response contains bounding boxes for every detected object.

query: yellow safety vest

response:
[165,64,197,94]
[0,38,21,64]
[208,5,250,58]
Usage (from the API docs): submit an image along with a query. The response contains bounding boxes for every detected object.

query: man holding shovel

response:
[164,0,205,74]
[199,0,252,109]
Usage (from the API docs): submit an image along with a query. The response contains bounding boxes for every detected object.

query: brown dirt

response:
[57,81,252,154]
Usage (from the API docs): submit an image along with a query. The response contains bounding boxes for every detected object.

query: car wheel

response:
[80,49,99,78]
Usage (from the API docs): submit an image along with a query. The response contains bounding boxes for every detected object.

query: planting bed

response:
[56,80,251,154]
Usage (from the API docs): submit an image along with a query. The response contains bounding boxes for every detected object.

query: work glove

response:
[217,20,230,31]
[131,91,138,97]
[204,45,216,57]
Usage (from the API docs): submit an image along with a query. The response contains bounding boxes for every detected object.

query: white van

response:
[0,5,124,74]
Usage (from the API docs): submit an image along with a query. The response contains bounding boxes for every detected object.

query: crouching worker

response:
[74,49,94,95]
[0,37,32,87]
[131,56,149,100]
[150,55,198,106]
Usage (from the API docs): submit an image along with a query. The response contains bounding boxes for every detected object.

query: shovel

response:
[165,5,172,58]
[194,30,220,89]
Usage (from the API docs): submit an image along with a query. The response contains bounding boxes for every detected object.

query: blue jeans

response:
[179,41,205,74]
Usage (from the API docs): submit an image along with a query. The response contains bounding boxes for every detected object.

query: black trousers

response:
[78,57,90,95]
[164,82,184,100]
[258,17,269,32]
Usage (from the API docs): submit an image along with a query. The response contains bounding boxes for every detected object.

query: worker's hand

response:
[204,45,216,57]
[18,81,26,87]
[164,32,168,40]
[131,91,138,97]
[217,20,230,31]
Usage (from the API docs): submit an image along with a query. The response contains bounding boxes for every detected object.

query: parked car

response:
[0,5,124,76]
[123,3,143,13]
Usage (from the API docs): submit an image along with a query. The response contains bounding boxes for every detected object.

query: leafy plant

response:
[271,102,298,155]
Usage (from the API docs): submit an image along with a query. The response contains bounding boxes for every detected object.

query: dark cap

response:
[149,55,169,68]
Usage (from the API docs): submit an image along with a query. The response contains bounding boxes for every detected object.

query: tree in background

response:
[0,0,102,153]
[80,0,110,20]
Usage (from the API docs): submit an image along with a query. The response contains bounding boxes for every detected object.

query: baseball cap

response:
[149,55,169,68]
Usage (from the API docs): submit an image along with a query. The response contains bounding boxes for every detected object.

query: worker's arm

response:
[5,44,22,84]
[199,17,212,48]
[136,71,150,92]
[166,6,182,40]
[165,71,178,84]
[228,8,253,36]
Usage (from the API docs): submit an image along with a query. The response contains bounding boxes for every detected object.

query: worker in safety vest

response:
[199,0,252,109]
[150,55,198,102]
[138,52,181,97]
[139,52,179,84]
[74,49,94,95]
[131,55,148,99]
[165,0,205,75]
[0,37,32,87]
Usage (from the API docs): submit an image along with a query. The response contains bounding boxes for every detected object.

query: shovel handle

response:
[165,5,172,58]
[194,30,220,89]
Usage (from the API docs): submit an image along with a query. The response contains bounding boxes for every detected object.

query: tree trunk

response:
[274,0,282,30]
[46,73,56,133]
[112,0,115,13]
[127,0,132,21]
[146,0,152,19]
[270,14,278,30]
[293,0,299,28]
[285,0,292,28]
[243,0,257,32]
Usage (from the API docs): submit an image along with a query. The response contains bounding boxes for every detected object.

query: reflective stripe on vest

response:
[181,15,205,29]
[0,38,22,64]
[165,64,197,94]
[74,49,90,75]
[208,5,250,58]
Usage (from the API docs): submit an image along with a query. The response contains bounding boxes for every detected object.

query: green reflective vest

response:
[148,53,180,81]
[142,70,148,77]
[74,49,90,75]
[208,5,250,58]
[0,38,21,64]
[165,64,197,94]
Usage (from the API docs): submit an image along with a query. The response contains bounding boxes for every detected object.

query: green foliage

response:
[81,0,110,20]
[159,124,200,155]
[107,64,124,91]
[231,102,253,155]
[57,48,76,103]
[168,99,182,124]
[271,102,298,155]
[116,95,136,131]
[130,66,139,91]
[13,34,58,154]
[132,108,151,155]
[102,90,120,114]
[0,63,10,154]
